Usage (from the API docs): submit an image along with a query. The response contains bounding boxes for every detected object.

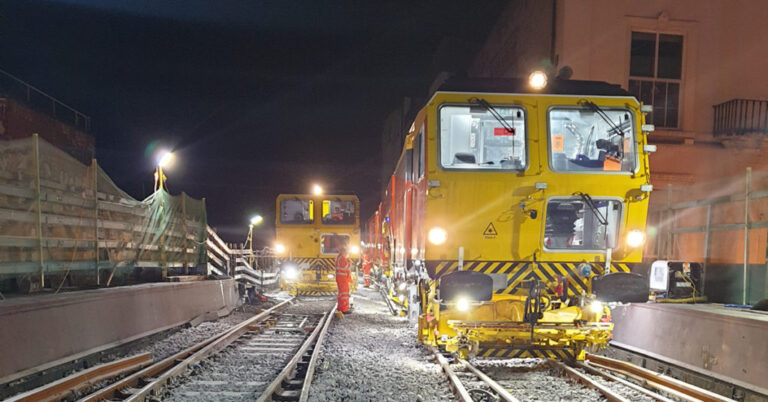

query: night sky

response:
[1,0,505,245]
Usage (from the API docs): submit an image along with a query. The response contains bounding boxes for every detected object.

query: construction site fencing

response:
[0,135,207,294]
[205,230,280,291]
[647,167,768,304]
[231,246,280,290]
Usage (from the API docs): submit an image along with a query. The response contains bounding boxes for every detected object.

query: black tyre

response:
[592,272,649,303]
[752,299,768,311]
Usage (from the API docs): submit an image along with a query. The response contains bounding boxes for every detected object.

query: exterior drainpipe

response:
[550,0,557,65]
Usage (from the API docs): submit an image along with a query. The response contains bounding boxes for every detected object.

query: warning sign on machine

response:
[483,222,498,238]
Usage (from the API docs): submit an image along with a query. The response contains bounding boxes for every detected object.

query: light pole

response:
[248,215,263,268]
[154,151,174,192]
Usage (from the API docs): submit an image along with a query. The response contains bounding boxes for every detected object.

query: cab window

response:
[544,198,622,250]
[322,199,355,225]
[280,199,313,224]
[439,105,526,170]
[549,106,636,173]
[321,234,350,254]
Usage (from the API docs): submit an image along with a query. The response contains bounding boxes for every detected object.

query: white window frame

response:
[628,30,684,129]
[546,105,639,175]
[542,196,625,253]
[437,103,529,172]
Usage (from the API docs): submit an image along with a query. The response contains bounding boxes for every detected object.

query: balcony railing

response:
[0,68,91,132]
[713,99,768,138]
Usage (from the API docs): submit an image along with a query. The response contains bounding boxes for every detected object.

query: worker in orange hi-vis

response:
[335,245,352,316]
[361,251,373,288]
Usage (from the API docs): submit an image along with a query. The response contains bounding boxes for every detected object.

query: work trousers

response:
[362,265,371,287]
[336,270,350,312]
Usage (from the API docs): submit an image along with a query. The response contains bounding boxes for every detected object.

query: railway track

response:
[432,347,737,402]
[8,297,337,402]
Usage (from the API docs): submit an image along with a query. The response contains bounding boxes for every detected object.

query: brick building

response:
[469,0,768,302]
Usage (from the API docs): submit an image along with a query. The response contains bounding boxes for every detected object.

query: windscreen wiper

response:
[469,97,516,135]
[574,192,607,226]
[580,100,625,138]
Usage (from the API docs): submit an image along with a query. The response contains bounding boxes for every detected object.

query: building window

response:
[628,32,683,128]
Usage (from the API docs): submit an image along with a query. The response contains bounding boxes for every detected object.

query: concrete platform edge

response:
[610,341,768,396]
[0,279,240,379]
[0,320,184,386]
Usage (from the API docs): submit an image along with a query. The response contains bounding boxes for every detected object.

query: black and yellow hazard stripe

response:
[293,289,338,296]
[425,260,633,296]
[279,257,337,273]
[475,347,576,361]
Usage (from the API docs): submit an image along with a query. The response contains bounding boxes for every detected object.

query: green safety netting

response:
[0,135,207,294]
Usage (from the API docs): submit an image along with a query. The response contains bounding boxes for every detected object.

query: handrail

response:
[0,68,90,131]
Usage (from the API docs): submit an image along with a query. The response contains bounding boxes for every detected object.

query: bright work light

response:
[428,227,447,245]
[626,230,645,248]
[528,70,547,90]
[157,151,174,168]
[457,297,470,312]
[283,265,298,280]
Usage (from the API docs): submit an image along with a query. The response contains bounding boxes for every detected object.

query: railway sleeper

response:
[138,376,157,386]
[273,389,302,401]
[115,386,142,398]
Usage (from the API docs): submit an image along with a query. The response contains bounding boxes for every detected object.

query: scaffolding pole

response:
[33,134,45,289]
[743,167,751,305]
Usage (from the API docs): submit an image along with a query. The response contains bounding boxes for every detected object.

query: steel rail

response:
[95,297,295,401]
[76,337,218,402]
[378,284,399,315]
[454,356,521,402]
[548,359,630,402]
[586,353,736,402]
[587,361,703,402]
[298,303,337,402]
[430,346,473,402]
[256,303,335,402]
[8,353,151,402]
[575,361,676,402]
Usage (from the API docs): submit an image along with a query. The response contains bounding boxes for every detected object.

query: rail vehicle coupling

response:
[425,270,614,360]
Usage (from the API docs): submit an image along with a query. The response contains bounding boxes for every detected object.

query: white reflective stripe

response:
[336,272,350,277]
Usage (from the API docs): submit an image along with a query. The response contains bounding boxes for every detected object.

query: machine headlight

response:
[528,70,547,90]
[456,298,470,312]
[626,230,645,248]
[283,265,298,280]
[327,274,334,279]
[428,227,447,245]
[590,301,604,314]
[349,245,360,255]
[274,243,286,254]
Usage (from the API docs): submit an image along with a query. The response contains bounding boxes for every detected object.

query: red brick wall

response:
[0,98,94,164]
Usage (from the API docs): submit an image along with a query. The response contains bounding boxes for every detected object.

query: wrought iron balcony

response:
[713,99,768,138]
